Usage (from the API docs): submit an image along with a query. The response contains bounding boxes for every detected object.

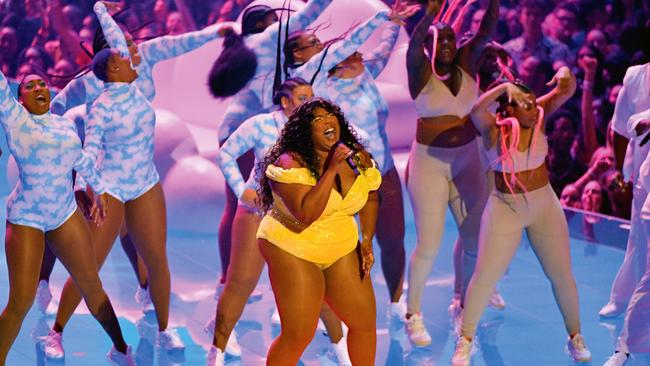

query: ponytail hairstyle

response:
[282,31,303,76]
[208,4,289,98]
[207,27,258,98]
[272,77,310,106]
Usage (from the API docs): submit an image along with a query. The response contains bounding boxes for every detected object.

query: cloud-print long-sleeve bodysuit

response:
[0,71,104,231]
[80,2,158,202]
[325,22,399,173]
[217,110,288,200]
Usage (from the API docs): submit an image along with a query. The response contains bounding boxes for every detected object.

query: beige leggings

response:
[406,140,489,314]
[460,184,581,337]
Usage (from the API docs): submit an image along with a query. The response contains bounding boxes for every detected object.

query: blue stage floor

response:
[0,172,649,366]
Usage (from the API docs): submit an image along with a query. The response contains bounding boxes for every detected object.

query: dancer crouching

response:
[257,98,379,365]
[451,67,591,365]
[0,70,135,365]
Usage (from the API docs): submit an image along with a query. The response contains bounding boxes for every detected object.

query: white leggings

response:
[618,192,650,353]
[406,140,489,314]
[460,184,581,337]
[607,185,648,306]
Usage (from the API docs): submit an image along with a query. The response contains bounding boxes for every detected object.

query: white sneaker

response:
[405,312,431,347]
[43,329,64,359]
[599,302,626,318]
[448,294,461,318]
[271,308,281,325]
[202,317,241,357]
[36,280,52,314]
[451,336,473,366]
[388,298,407,322]
[452,309,463,336]
[225,330,241,357]
[331,337,352,366]
[135,315,158,343]
[603,352,629,366]
[135,287,155,313]
[206,345,225,366]
[156,328,186,353]
[566,333,592,363]
[107,345,136,366]
[487,289,506,310]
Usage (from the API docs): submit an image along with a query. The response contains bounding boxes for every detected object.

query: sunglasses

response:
[294,37,322,52]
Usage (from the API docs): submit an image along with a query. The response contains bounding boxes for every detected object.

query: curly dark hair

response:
[257,98,365,212]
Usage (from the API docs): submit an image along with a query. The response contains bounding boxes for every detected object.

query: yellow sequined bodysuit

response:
[257,164,382,267]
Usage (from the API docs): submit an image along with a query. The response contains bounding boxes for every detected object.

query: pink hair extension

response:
[493,105,545,196]
[442,0,462,24]
[496,57,515,82]
[430,26,450,80]
[495,116,523,195]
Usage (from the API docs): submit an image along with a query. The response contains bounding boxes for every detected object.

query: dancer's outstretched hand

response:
[503,82,526,104]
[75,190,93,219]
[100,1,123,15]
[90,193,109,226]
[546,66,573,93]
[389,0,421,26]
[358,239,374,281]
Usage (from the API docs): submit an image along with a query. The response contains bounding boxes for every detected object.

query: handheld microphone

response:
[333,141,360,175]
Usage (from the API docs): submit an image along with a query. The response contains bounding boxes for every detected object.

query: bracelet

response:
[582,80,594,91]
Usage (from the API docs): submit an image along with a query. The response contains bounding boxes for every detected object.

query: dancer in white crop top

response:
[413,66,478,118]
[403,0,500,347]
[451,68,592,365]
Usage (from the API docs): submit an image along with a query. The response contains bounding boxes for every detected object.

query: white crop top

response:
[414,67,479,118]
[486,127,548,173]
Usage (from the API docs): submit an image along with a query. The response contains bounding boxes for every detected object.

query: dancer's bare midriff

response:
[494,164,549,194]
[416,115,478,147]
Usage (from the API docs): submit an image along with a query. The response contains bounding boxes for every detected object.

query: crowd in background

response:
[1,0,649,219]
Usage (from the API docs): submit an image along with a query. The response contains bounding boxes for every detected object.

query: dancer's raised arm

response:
[93,1,131,59]
[139,22,232,65]
[364,22,400,79]
[0,71,31,130]
[537,66,577,117]
[457,0,500,75]
[406,0,443,98]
